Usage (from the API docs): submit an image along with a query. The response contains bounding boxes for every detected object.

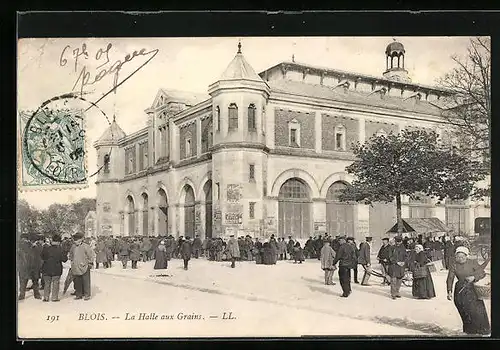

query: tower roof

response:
[386,39,405,56]
[218,42,264,82]
[97,118,126,143]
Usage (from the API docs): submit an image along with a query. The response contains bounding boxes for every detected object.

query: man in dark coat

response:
[140,237,152,262]
[41,234,68,302]
[254,238,263,264]
[245,236,254,261]
[332,236,341,253]
[181,237,192,270]
[176,236,184,258]
[18,234,42,300]
[117,238,130,269]
[304,237,314,259]
[331,237,357,297]
[443,236,454,269]
[377,237,391,285]
[349,238,360,284]
[388,236,407,299]
[192,235,202,259]
[286,236,295,261]
[358,237,372,286]
[129,238,141,269]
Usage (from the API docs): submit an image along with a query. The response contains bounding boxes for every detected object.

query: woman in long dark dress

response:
[262,242,273,265]
[411,244,436,299]
[446,246,490,335]
[154,241,168,270]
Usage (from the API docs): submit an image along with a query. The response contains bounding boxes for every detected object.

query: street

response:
[17,257,490,338]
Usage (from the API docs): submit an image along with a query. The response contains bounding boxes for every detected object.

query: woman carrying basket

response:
[446,246,491,335]
[410,244,436,299]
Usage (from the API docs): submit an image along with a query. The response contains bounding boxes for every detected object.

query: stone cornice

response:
[211,142,270,153]
[269,147,357,162]
[118,128,148,147]
[174,153,212,169]
[172,100,212,124]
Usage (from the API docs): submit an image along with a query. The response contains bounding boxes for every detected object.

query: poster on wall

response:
[195,207,202,235]
[226,184,242,203]
[101,224,113,236]
[314,221,327,233]
[225,212,243,225]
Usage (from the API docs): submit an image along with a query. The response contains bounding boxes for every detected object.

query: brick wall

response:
[274,108,315,149]
[179,123,197,160]
[365,120,398,140]
[321,114,359,151]
[201,117,213,153]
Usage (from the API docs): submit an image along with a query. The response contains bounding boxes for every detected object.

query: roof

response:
[386,41,405,55]
[260,61,452,94]
[97,119,126,143]
[159,88,210,106]
[386,218,451,234]
[267,79,444,116]
[219,52,264,82]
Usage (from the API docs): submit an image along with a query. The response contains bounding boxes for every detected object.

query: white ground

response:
[17,256,491,339]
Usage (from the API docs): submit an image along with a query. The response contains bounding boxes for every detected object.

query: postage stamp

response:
[18,95,88,191]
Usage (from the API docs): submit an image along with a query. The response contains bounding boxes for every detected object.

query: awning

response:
[386,217,451,236]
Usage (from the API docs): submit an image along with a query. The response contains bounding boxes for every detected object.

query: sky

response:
[17,36,475,209]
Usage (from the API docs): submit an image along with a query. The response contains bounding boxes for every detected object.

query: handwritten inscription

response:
[59,42,159,98]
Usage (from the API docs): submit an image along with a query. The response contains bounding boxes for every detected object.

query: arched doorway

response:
[141,193,149,236]
[204,180,213,239]
[183,185,196,237]
[278,178,312,238]
[126,195,136,236]
[326,181,354,236]
[157,188,168,236]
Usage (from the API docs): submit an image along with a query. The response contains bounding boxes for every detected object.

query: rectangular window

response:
[336,133,343,150]
[185,139,192,157]
[290,128,297,144]
[249,164,255,181]
[249,202,256,219]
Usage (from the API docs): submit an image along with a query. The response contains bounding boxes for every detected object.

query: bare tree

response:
[437,37,490,198]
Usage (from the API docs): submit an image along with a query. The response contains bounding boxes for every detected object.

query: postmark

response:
[18,93,110,191]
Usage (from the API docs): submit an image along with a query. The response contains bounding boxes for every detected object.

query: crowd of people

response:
[17,230,490,335]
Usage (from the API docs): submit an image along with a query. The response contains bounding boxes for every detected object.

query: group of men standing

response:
[18,232,94,302]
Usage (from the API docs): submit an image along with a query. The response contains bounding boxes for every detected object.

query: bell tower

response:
[383,39,410,82]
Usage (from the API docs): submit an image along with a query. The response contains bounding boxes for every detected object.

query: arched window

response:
[248,104,256,130]
[228,103,238,130]
[216,106,220,131]
[334,124,346,151]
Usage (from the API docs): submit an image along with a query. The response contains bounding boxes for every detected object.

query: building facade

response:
[94,40,490,243]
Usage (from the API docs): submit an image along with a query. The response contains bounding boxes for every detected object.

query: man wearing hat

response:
[388,236,407,299]
[226,234,240,268]
[331,236,357,297]
[320,240,336,285]
[377,238,391,285]
[358,236,372,286]
[18,234,42,300]
[181,237,192,270]
[69,232,94,300]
